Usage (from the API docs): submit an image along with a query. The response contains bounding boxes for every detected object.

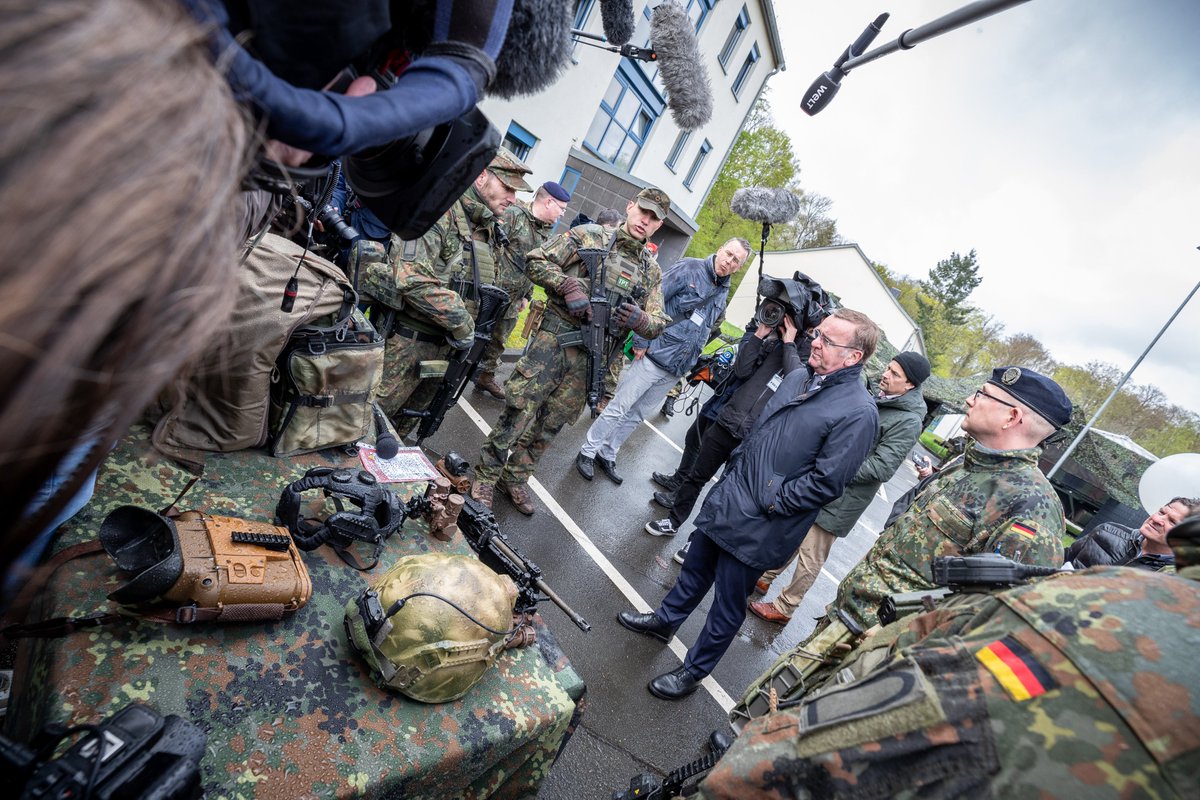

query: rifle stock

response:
[458,494,591,632]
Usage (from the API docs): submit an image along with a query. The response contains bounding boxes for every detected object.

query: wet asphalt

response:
[424,360,919,800]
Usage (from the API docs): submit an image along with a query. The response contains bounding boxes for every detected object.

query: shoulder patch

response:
[1008,521,1038,540]
[400,239,419,261]
[975,635,1055,701]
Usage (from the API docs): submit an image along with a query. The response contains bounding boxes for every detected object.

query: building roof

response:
[760,1,786,70]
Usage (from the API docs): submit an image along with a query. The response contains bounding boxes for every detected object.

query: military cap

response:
[542,181,571,202]
[635,187,671,220]
[487,147,533,192]
[892,351,931,386]
[987,366,1072,429]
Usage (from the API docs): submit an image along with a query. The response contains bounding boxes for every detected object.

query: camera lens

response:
[755,299,785,328]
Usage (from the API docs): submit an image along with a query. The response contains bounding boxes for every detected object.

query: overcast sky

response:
[769,0,1200,417]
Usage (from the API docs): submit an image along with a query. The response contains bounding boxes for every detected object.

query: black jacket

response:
[1064,522,1174,572]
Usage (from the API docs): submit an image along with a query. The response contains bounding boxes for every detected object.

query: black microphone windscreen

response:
[490,0,575,99]
[372,403,400,459]
[650,0,713,131]
[600,0,635,46]
[731,187,802,225]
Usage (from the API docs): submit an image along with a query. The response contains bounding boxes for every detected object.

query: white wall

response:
[727,245,926,355]
[480,1,782,220]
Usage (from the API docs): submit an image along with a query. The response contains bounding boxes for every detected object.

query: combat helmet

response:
[345,553,517,703]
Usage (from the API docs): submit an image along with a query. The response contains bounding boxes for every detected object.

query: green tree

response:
[789,192,843,250]
[920,249,982,327]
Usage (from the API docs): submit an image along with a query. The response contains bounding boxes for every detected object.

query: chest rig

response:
[585,229,652,330]
[447,201,499,314]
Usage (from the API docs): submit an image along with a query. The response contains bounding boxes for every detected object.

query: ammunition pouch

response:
[275,467,424,571]
[99,506,312,622]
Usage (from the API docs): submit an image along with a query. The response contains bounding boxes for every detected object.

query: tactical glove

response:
[559,277,591,320]
[614,302,652,335]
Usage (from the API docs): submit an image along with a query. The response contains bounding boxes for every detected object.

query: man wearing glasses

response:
[618,309,882,700]
[827,365,1073,633]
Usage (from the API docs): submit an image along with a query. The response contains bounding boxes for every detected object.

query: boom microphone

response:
[801,13,889,117]
[650,0,713,131]
[730,187,801,225]
[600,0,635,46]
[491,0,576,98]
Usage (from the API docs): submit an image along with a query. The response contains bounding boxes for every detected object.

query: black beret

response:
[542,181,571,202]
[987,366,1072,429]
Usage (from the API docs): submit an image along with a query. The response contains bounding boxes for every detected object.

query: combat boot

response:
[498,480,535,516]
[470,481,494,509]
[473,372,506,400]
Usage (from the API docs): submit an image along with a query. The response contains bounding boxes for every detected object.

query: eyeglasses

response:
[813,329,861,352]
[972,388,1019,409]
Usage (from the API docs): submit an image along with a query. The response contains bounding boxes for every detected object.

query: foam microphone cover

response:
[491,0,575,98]
[600,0,635,45]
[730,187,802,224]
[650,0,713,130]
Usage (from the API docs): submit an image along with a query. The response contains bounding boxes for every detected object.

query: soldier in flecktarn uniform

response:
[360,148,532,435]
[697,514,1200,799]
[472,188,672,516]
[472,181,571,400]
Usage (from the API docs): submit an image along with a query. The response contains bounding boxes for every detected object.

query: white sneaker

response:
[673,541,691,564]
[645,518,677,537]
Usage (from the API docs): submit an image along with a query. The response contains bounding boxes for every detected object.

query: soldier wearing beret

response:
[472,187,672,515]
[473,181,572,400]
[828,365,1074,631]
[361,148,532,434]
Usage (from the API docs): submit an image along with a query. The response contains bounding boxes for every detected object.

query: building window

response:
[664,130,691,172]
[558,166,582,196]
[502,122,537,160]
[732,42,760,99]
[573,0,596,28]
[718,6,750,72]
[683,139,712,190]
[583,63,663,172]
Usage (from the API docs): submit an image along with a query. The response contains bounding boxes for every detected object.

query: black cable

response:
[384,592,514,636]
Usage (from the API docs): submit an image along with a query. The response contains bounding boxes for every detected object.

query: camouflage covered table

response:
[5,423,585,799]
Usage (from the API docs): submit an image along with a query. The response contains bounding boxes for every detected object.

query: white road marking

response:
[460,398,736,712]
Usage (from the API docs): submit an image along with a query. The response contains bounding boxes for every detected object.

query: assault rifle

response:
[577,246,611,417]
[458,494,591,632]
[400,283,510,444]
[612,746,727,800]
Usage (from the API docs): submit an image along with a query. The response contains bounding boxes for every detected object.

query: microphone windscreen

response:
[650,0,713,131]
[600,0,635,46]
[731,187,802,225]
[491,0,575,99]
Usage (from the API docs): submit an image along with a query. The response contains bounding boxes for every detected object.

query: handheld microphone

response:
[801,13,889,117]
[280,276,299,313]
[650,0,713,131]
[600,0,635,46]
[372,403,400,460]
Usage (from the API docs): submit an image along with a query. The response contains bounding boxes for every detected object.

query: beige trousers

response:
[761,522,837,616]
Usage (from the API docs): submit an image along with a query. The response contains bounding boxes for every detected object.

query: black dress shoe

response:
[709,728,736,754]
[576,452,595,481]
[648,666,701,700]
[596,456,623,485]
[651,471,682,492]
[616,611,674,643]
[652,490,675,510]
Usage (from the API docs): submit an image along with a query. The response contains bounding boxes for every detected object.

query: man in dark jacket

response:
[750,351,931,624]
[1065,496,1200,571]
[576,238,749,483]
[618,309,881,700]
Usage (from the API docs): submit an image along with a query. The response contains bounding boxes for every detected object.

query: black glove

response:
[559,277,591,320]
[614,302,650,335]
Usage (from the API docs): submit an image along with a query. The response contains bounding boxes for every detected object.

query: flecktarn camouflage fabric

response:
[6,422,585,799]
[701,567,1200,798]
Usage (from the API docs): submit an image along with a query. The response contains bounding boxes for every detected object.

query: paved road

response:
[425,364,920,799]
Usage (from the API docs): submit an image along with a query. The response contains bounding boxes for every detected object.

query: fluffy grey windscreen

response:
[651,0,713,130]
[490,0,575,99]
[600,0,635,45]
[730,187,802,224]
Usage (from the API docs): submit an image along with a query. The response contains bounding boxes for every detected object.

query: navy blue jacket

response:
[631,255,728,377]
[693,364,878,571]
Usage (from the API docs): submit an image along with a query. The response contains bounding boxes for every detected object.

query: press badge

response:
[767,371,784,391]
[690,310,705,326]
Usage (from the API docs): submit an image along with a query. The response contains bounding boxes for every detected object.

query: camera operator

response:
[620,309,881,699]
[645,296,813,547]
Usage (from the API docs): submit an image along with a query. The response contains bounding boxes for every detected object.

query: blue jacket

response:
[631,255,728,377]
[693,364,878,571]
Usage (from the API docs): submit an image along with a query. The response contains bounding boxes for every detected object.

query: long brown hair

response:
[0,0,251,576]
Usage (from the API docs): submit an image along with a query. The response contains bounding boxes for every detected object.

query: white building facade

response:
[480,0,784,266]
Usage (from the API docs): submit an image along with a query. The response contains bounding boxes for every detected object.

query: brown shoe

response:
[473,372,506,400]
[753,578,771,596]
[748,600,791,625]
[498,481,535,516]
[470,481,495,509]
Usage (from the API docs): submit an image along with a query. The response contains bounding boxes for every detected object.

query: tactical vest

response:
[446,200,497,315]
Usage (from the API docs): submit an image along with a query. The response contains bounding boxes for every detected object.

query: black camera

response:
[0,703,205,800]
[754,271,834,332]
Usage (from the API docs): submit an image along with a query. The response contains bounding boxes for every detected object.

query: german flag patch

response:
[975,636,1056,701]
[1008,521,1038,540]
